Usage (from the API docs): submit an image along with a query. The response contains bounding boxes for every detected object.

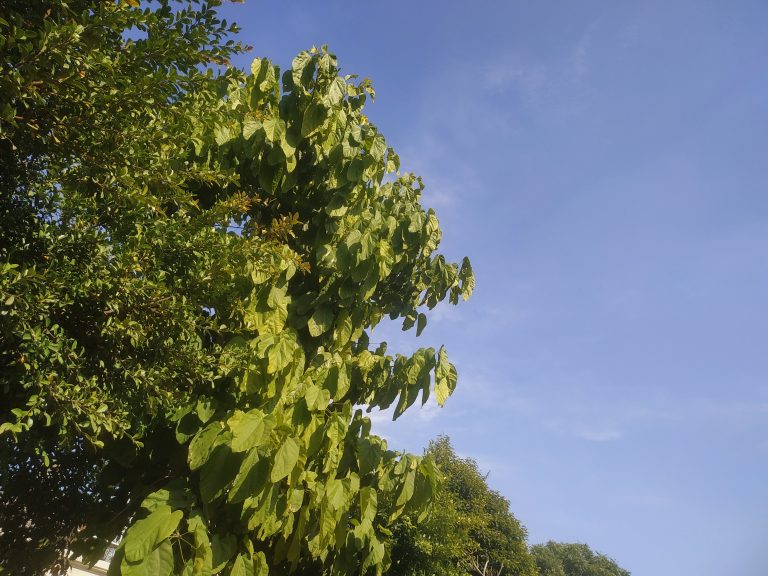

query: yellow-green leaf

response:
[228,410,268,453]
[123,506,182,563]
[270,437,299,483]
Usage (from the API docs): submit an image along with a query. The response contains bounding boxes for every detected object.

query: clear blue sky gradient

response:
[220,2,768,574]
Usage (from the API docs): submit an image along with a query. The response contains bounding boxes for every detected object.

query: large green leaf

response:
[228,448,269,504]
[356,437,381,477]
[200,445,240,504]
[188,423,222,471]
[123,506,182,563]
[243,116,262,140]
[270,437,300,483]
[211,534,237,573]
[370,135,387,162]
[263,115,286,142]
[254,552,269,576]
[301,102,327,137]
[307,306,333,337]
[395,469,416,510]
[121,540,174,576]
[228,410,268,453]
[230,553,255,576]
[359,487,377,523]
[266,331,299,374]
[324,478,344,511]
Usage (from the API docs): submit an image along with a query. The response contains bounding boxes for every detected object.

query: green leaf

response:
[211,534,237,573]
[254,552,269,576]
[395,468,416,509]
[230,553,255,576]
[435,345,457,407]
[123,506,182,563]
[188,422,222,470]
[187,511,212,575]
[267,331,298,373]
[228,410,268,453]
[360,487,377,523]
[288,488,305,512]
[196,397,216,423]
[259,160,284,194]
[307,306,333,337]
[121,540,174,576]
[228,447,268,504]
[251,58,264,77]
[416,312,427,337]
[200,445,240,504]
[325,478,346,511]
[291,51,314,89]
[327,77,347,105]
[303,385,319,411]
[370,135,386,162]
[357,438,380,476]
[263,115,286,142]
[270,437,300,482]
[0,12,477,569]
[459,256,475,301]
[334,313,353,347]
[141,481,193,512]
[245,290,288,335]
[243,116,262,140]
[301,102,327,137]
[346,158,364,182]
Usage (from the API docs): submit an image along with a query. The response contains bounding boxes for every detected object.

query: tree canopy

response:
[389,437,537,576]
[530,542,630,576]
[0,1,473,574]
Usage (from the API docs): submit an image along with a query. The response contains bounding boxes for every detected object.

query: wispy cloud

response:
[396,132,481,212]
[543,413,624,442]
[476,19,602,116]
[576,428,623,442]
[481,58,549,104]
[572,19,602,81]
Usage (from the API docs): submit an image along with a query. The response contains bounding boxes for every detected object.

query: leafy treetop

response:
[531,542,631,576]
[389,437,537,576]
[0,1,473,575]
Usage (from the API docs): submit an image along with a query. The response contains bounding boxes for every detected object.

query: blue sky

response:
[220,2,768,574]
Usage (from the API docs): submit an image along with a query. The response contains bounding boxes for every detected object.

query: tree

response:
[0,1,474,574]
[388,437,537,576]
[530,542,630,576]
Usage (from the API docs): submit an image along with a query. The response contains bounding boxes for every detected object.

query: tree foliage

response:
[388,437,536,576]
[0,1,473,575]
[530,542,630,576]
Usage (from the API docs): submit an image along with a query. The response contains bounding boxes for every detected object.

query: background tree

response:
[531,542,630,576]
[388,437,536,576]
[0,1,473,574]
[1,1,247,572]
